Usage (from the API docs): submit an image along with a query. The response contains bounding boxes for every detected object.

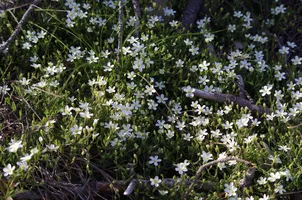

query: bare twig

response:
[0,0,41,53]
[131,0,141,36]
[235,75,254,104]
[278,190,302,196]
[117,0,124,64]
[0,2,33,12]
[239,167,256,189]
[236,75,246,98]
[123,179,137,195]
[14,178,216,199]
[183,156,256,199]
[131,0,141,18]
[181,0,204,31]
[191,88,270,115]
[12,95,41,121]
[287,123,302,129]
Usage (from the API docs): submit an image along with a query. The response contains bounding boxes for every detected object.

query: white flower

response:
[79,110,93,119]
[268,172,281,182]
[144,85,156,95]
[169,20,179,27]
[150,176,162,187]
[7,139,23,153]
[149,156,162,166]
[46,144,59,152]
[291,56,302,65]
[184,38,193,46]
[224,182,237,197]
[236,118,249,129]
[278,145,291,152]
[158,190,168,195]
[175,160,190,175]
[268,155,282,164]
[176,121,186,131]
[176,59,184,68]
[61,105,73,116]
[222,121,233,129]
[189,45,199,55]
[30,147,39,155]
[274,184,285,194]
[199,60,210,71]
[257,177,267,185]
[259,84,273,96]
[20,153,33,162]
[200,151,213,163]
[183,86,195,98]
[280,168,293,181]
[163,7,176,16]
[70,124,83,135]
[234,11,243,18]
[19,77,31,85]
[156,94,168,104]
[3,164,15,177]
[228,24,236,32]
[259,194,270,200]
[17,161,29,171]
[22,42,32,49]
[279,46,289,54]
[183,133,193,141]
[204,33,214,43]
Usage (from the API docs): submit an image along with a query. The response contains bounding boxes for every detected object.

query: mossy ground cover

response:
[0,0,301,199]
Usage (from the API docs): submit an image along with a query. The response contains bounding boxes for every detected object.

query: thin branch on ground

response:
[0,2,33,12]
[236,75,246,99]
[12,95,42,121]
[183,156,256,199]
[278,190,302,196]
[181,0,204,31]
[123,179,137,195]
[117,0,124,64]
[234,75,255,104]
[13,178,216,199]
[131,0,141,37]
[239,167,257,189]
[0,0,41,53]
[190,88,270,115]
[287,123,302,129]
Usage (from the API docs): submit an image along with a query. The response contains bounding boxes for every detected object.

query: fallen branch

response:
[123,179,137,195]
[181,0,204,30]
[191,88,270,115]
[183,156,256,199]
[131,0,141,37]
[0,0,41,53]
[239,167,256,189]
[235,75,254,104]
[117,0,124,64]
[13,178,215,199]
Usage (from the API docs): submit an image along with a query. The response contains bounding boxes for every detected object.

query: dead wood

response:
[181,0,204,30]
[0,0,41,53]
[192,88,270,115]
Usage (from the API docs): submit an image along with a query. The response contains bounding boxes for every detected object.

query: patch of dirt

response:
[0,101,24,142]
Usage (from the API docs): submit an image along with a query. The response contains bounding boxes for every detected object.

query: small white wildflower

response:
[149,156,162,166]
[3,164,15,177]
[175,160,190,175]
[224,182,237,197]
[150,176,162,187]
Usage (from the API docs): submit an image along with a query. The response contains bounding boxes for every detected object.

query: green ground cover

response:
[0,0,301,199]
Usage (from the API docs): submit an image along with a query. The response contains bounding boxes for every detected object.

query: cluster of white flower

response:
[22,30,46,50]
[64,0,88,27]
[3,139,40,177]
